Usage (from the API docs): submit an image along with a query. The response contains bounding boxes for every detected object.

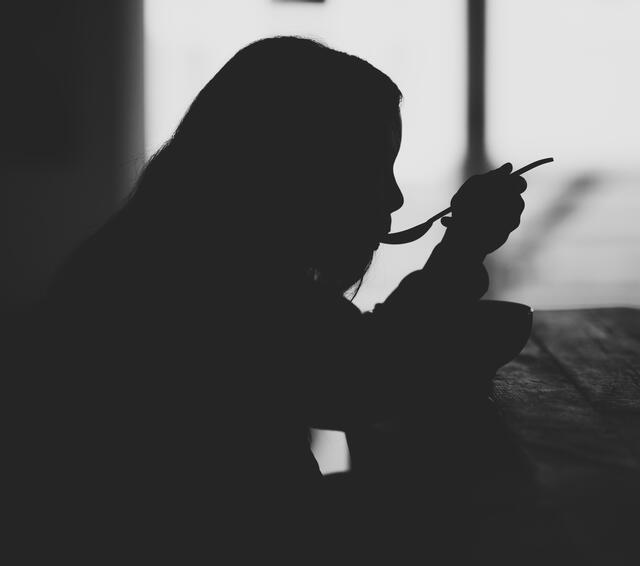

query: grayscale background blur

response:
[3,0,639,473]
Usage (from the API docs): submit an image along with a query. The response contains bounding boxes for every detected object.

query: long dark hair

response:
[49,36,402,306]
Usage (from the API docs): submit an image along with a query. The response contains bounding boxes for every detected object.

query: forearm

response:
[373,228,489,330]
[300,234,490,429]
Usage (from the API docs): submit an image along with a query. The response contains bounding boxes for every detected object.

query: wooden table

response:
[346,308,640,565]
[489,308,640,565]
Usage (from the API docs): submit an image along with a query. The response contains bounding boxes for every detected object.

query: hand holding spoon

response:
[380,157,554,245]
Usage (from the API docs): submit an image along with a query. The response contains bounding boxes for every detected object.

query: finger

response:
[487,218,520,242]
[441,216,452,227]
[513,176,527,193]
[498,201,524,230]
[497,178,527,200]
[495,162,512,175]
[483,194,523,223]
[500,193,525,217]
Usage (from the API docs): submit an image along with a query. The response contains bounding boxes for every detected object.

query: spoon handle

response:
[380,157,554,245]
[511,157,554,176]
[425,158,555,221]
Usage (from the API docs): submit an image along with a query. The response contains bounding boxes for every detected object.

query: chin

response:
[318,243,375,295]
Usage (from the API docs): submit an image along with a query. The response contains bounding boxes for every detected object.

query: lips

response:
[373,219,392,250]
[380,217,392,239]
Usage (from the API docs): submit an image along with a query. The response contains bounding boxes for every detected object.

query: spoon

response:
[380,157,554,245]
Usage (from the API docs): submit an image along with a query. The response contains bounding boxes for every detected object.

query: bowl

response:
[472,300,533,370]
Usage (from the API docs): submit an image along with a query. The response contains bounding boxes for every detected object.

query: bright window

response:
[487,0,640,308]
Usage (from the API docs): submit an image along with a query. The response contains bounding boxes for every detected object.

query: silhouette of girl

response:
[28,36,526,560]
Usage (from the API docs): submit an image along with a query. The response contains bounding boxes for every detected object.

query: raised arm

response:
[296,163,527,429]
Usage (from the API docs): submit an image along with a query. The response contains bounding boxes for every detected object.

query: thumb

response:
[441,216,452,227]
[497,162,513,174]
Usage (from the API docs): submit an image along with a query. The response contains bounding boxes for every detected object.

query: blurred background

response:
[2,1,639,473]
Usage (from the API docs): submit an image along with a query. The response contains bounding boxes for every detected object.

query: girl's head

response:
[131,36,404,295]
